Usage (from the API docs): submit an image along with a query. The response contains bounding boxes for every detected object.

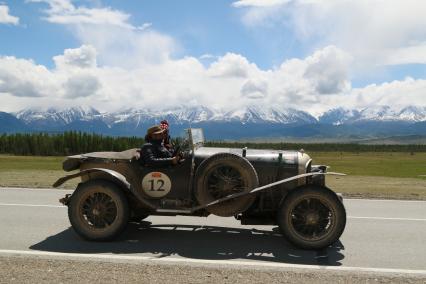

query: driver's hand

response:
[172,156,180,165]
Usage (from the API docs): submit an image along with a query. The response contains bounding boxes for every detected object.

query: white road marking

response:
[0,187,73,192]
[0,249,424,275]
[348,216,426,222]
[0,203,425,222]
[0,203,65,208]
[346,198,426,203]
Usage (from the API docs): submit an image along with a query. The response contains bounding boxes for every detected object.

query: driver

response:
[140,125,180,167]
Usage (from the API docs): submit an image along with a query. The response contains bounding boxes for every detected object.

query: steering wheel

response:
[172,145,181,156]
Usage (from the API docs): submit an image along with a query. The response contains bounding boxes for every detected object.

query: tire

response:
[277,186,346,250]
[68,180,130,241]
[194,153,258,217]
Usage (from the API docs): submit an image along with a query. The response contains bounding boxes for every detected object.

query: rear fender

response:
[53,168,130,189]
[54,168,157,210]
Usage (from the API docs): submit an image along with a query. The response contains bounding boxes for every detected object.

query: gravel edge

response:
[0,255,425,284]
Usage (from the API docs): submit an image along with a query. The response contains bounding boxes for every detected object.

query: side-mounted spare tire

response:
[194,153,259,217]
[68,180,130,241]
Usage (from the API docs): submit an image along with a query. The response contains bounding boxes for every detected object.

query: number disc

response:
[141,172,172,198]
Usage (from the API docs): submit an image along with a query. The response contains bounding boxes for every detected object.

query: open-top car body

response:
[54,128,346,249]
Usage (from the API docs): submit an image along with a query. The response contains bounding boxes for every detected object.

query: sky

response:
[0,0,425,115]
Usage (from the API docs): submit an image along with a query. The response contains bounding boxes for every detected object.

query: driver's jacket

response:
[140,142,174,167]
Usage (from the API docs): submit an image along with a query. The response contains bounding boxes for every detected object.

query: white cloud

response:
[0,56,58,97]
[65,74,100,98]
[381,43,426,66]
[4,44,424,114]
[73,26,175,68]
[233,0,426,68]
[3,1,426,114]
[241,79,268,99]
[351,78,426,109]
[207,53,256,78]
[28,0,171,68]
[303,46,352,94]
[28,0,132,28]
[53,44,97,68]
[0,4,19,25]
[137,22,152,31]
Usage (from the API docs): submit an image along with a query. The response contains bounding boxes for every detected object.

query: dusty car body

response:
[54,128,346,249]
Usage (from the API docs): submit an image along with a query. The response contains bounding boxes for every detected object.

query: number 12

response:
[148,179,165,191]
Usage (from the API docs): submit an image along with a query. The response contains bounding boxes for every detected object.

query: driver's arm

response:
[141,145,179,167]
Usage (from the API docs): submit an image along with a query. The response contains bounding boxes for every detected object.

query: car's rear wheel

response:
[277,186,346,249]
[68,180,129,241]
[195,153,258,217]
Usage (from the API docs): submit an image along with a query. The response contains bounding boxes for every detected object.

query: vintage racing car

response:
[54,128,346,249]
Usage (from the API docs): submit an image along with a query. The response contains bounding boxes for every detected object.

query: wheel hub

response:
[92,208,100,216]
[305,212,319,225]
[91,205,105,217]
[81,192,117,228]
[290,197,333,240]
[207,166,244,198]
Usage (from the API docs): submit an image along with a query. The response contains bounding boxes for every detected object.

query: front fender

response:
[53,168,130,189]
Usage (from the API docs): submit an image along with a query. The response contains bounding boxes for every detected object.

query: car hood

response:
[194,146,306,166]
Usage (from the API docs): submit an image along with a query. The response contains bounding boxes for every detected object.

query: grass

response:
[310,151,426,179]
[0,155,65,171]
[0,155,78,189]
[0,153,425,199]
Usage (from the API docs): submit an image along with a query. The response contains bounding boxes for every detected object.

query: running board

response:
[190,172,346,213]
[155,209,192,214]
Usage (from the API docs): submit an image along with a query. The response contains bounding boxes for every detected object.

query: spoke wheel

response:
[277,186,346,250]
[81,192,118,229]
[206,165,246,199]
[68,180,129,241]
[290,197,333,241]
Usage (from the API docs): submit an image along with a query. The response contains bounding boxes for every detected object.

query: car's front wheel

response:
[277,186,346,250]
[68,180,129,241]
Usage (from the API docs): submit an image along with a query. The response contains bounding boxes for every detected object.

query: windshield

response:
[174,128,204,152]
[190,128,204,148]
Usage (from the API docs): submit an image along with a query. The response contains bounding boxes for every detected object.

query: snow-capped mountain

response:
[358,106,399,121]
[222,106,317,124]
[3,104,426,139]
[319,106,426,125]
[16,106,101,127]
[398,106,426,122]
[100,105,317,126]
[318,108,361,125]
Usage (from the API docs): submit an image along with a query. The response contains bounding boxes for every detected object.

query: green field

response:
[0,153,425,199]
[310,152,426,178]
[0,155,79,189]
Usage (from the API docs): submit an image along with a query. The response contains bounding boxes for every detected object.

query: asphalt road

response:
[0,187,425,280]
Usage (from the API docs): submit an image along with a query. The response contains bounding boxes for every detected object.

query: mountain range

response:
[1,105,426,140]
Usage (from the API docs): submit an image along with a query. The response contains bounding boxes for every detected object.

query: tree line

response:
[0,132,145,156]
[0,132,425,156]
